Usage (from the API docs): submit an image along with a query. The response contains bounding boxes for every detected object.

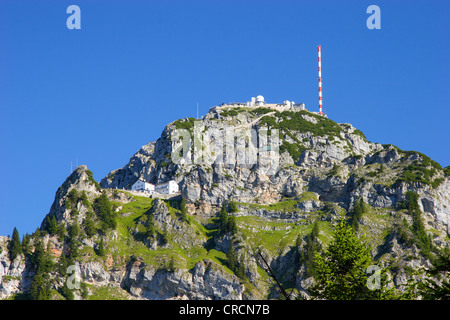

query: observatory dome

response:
[255,95,265,106]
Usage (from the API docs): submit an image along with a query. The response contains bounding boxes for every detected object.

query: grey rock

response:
[41,165,100,229]
[123,259,244,300]
[79,262,111,284]
[0,237,26,299]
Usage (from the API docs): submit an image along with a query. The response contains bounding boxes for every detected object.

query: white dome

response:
[256,95,264,102]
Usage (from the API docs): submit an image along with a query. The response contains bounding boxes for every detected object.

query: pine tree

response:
[406,191,419,213]
[351,215,360,232]
[30,237,45,271]
[39,242,54,274]
[310,217,387,300]
[8,227,22,262]
[301,222,322,277]
[94,192,116,232]
[237,255,247,280]
[406,191,433,256]
[57,224,66,243]
[226,216,237,234]
[60,284,74,300]
[22,233,32,257]
[351,197,366,231]
[33,228,41,238]
[69,223,79,239]
[146,214,156,238]
[80,190,90,207]
[219,204,228,232]
[229,201,238,213]
[160,225,169,246]
[84,212,96,237]
[418,248,450,299]
[227,243,238,273]
[68,224,80,261]
[96,238,106,257]
[295,234,303,248]
[311,221,320,239]
[57,252,68,275]
[180,197,188,222]
[46,216,58,235]
[167,256,176,272]
[28,237,51,300]
[29,273,52,300]
[80,282,89,299]
[29,236,54,300]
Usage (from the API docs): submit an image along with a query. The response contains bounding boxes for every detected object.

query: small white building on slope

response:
[131,179,155,192]
[131,179,179,195]
[155,180,179,195]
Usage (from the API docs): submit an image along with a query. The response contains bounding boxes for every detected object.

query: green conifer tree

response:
[226,216,237,234]
[219,204,228,233]
[31,237,45,271]
[29,273,52,300]
[57,224,66,243]
[229,201,238,213]
[227,243,238,273]
[94,193,116,232]
[351,197,366,231]
[68,224,80,262]
[22,233,32,257]
[310,217,390,300]
[8,227,22,262]
[84,212,96,237]
[57,252,68,275]
[180,197,188,222]
[96,238,106,257]
[46,216,58,235]
[301,222,322,277]
[146,214,156,238]
[237,255,247,280]
[60,284,74,300]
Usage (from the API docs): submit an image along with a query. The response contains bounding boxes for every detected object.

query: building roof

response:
[133,179,153,185]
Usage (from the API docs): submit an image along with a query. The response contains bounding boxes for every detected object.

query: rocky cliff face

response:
[1,106,449,300]
[0,237,27,299]
[123,259,244,300]
[41,165,101,229]
[101,107,449,232]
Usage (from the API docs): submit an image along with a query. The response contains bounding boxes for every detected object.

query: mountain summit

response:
[1,105,449,300]
[102,105,449,225]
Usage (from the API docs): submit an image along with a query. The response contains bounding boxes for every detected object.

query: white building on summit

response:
[217,95,306,111]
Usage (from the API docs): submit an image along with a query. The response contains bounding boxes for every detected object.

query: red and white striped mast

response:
[318,45,324,115]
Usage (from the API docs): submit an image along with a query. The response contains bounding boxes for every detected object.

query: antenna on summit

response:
[197,102,199,119]
[318,45,324,116]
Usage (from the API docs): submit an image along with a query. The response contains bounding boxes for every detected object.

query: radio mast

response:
[318,45,324,115]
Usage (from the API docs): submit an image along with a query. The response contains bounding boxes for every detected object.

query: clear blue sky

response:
[1,0,449,237]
